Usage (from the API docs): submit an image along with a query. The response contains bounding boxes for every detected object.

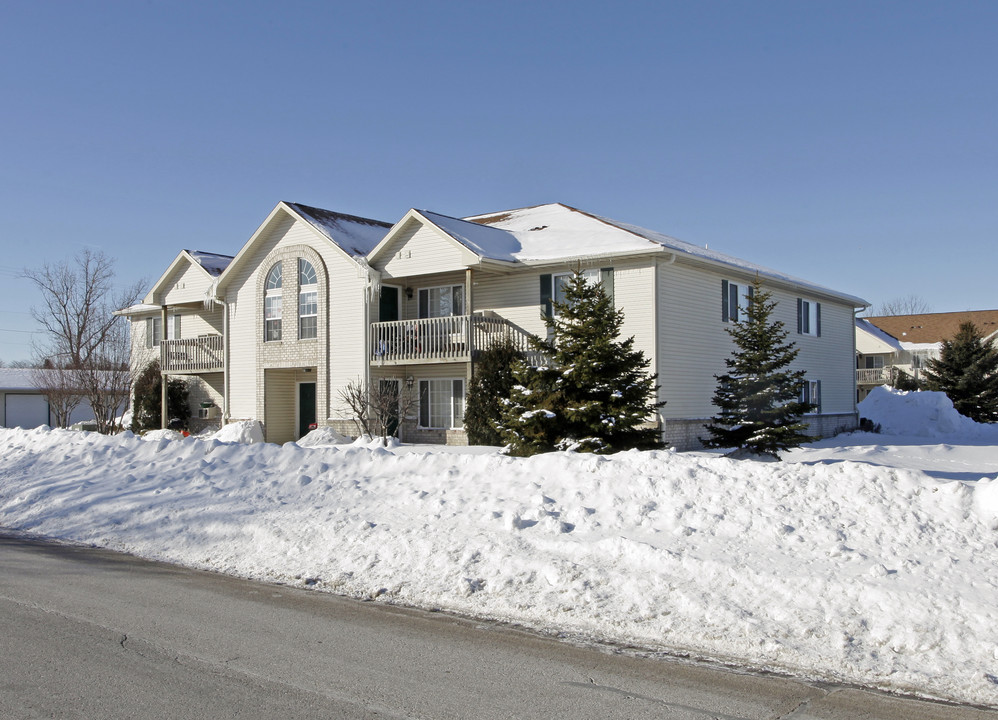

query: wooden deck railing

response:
[856,367,889,385]
[371,314,544,365]
[161,335,224,373]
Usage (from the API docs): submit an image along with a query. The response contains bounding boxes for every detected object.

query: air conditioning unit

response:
[198,406,219,420]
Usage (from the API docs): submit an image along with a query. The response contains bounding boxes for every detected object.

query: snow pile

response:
[210,420,264,444]
[859,386,993,438]
[296,426,353,447]
[1,426,998,707]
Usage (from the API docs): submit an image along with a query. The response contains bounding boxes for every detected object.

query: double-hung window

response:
[418,378,465,429]
[721,280,752,322]
[418,285,464,318]
[797,298,821,336]
[264,263,282,342]
[298,259,318,340]
[540,268,613,317]
[801,380,822,413]
[146,317,162,348]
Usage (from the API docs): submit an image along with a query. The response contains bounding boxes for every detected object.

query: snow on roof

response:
[287,202,393,257]
[417,210,522,262]
[856,318,905,351]
[462,203,867,306]
[187,250,233,276]
[0,368,38,391]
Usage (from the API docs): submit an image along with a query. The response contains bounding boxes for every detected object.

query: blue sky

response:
[1,0,995,362]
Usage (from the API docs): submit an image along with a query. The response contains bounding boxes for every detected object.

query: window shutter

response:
[721,280,729,322]
[729,282,739,322]
[418,380,429,428]
[747,284,754,308]
[815,380,822,413]
[540,274,553,318]
[600,267,614,305]
[797,298,803,334]
[816,303,822,337]
[145,318,152,348]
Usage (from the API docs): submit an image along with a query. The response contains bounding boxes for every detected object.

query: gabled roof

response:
[856,318,905,353]
[187,250,233,276]
[144,249,231,304]
[285,202,393,257]
[216,202,393,294]
[863,310,998,345]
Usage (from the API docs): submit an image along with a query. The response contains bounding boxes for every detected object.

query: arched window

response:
[298,259,318,340]
[264,263,282,341]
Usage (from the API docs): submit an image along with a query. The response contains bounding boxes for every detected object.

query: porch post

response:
[465,268,474,384]
[160,305,168,429]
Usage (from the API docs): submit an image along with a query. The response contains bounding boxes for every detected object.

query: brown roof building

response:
[863,310,998,345]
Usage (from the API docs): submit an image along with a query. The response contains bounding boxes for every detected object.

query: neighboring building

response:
[856,310,998,401]
[118,201,868,449]
[0,368,98,429]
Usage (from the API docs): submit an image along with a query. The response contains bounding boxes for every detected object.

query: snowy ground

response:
[1,387,997,707]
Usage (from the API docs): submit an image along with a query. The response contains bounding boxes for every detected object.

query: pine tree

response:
[702,277,812,458]
[497,269,664,456]
[464,336,523,446]
[131,361,191,433]
[922,321,998,423]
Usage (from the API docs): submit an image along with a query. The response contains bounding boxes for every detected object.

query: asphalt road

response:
[0,532,994,720]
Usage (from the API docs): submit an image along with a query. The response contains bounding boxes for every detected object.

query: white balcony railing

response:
[371,314,543,365]
[856,367,890,385]
[161,335,224,373]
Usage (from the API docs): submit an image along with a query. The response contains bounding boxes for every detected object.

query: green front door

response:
[298,382,316,439]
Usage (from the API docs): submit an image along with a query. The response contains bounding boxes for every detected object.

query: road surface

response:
[0,532,993,719]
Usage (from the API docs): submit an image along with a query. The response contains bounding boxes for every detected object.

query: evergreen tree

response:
[131,361,191,433]
[922,321,998,423]
[702,277,812,458]
[498,269,664,456]
[464,336,523,446]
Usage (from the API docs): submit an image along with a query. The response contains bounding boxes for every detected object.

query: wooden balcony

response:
[371,314,544,366]
[161,335,224,373]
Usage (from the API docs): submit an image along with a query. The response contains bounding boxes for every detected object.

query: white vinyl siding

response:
[376,220,476,278]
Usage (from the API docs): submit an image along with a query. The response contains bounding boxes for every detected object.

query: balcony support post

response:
[160,305,168,430]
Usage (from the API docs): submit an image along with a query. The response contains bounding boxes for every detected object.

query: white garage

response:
[4,392,50,428]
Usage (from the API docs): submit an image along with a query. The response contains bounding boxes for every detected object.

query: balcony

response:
[371,314,544,366]
[856,367,890,385]
[161,335,224,373]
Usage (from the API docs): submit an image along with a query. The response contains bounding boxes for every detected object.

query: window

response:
[721,280,752,322]
[865,356,884,370]
[540,268,613,317]
[418,285,464,318]
[146,317,162,348]
[264,263,282,342]
[801,380,822,414]
[167,314,180,341]
[797,298,821,336]
[418,378,465,429]
[298,258,318,340]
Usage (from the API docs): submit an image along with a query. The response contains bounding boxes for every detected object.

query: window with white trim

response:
[166,314,180,340]
[552,268,598,316]
[721,280,752,322]
[145,317,162,348]
[264,263,282,342]
[298,258,318,340]
[418,378,465,429]
[797,298,821,336]
[801,380,822,414]
[418,285,464,318]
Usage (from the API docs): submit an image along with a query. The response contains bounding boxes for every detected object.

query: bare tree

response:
[874,294,931,317]
[338,378,417,445]
[22,249,144,433]
[29,364,85,428]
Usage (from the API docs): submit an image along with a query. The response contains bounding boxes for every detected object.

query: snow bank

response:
[858,386,991,438]
[210,420,264,444]
[296,426,353,447]
[1,425,997,707]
